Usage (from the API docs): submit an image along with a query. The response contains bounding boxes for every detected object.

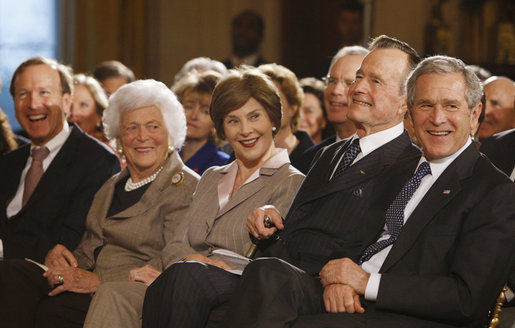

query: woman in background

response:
[258,64,314,172]
[0,108,19,154]
[299,77,334,144]
[172,71,229,175]
[68,74,109,142]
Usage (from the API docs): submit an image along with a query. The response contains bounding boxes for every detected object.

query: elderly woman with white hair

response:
[5,79,200,328]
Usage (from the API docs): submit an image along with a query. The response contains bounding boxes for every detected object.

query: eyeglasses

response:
[322,75,353,88]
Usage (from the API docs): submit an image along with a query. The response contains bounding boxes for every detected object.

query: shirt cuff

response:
[364,273,381,301]
[0,239,4,259]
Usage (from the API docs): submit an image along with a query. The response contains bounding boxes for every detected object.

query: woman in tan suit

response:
[138,68,305,328]
[21,79,200,328]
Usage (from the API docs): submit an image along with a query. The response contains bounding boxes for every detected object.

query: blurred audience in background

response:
[68,74,108,143]
[93,60,135,96]
[173,57,227,86]
[223,10,267,69]
[478,76,515,141]
[299,77,333,144]
[258,63,313,172]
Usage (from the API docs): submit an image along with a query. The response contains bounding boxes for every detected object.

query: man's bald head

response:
[478,76,515,140]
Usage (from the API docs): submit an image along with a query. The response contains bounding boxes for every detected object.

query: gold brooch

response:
[171,172,185,185]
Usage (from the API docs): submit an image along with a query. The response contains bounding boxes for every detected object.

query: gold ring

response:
[57,274,64,286]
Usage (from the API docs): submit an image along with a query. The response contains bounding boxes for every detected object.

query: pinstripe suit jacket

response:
[264,130,421,275]
[73,151,199,282]
[161,162,304,268]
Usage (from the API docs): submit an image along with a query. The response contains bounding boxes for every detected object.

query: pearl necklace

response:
[125,166,164,192]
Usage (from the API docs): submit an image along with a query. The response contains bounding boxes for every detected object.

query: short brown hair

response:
[368,35,421,94]
[10,57,74,97]
[210,67,282,139]
[93,60,135,83]
[258,63,303,131]
[172,71,222,102]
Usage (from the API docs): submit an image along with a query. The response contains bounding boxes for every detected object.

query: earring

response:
[272,126,277,132]
[117,146,124,156]
[168,145,175,154]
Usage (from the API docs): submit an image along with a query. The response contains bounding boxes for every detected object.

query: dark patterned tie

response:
[332,138,361,179]
[22,147,50,206]
[359,161,431,264]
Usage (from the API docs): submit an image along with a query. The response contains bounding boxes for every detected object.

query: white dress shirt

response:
[363,138,473,301]
[330,122,404,180]
[0,123,71,259]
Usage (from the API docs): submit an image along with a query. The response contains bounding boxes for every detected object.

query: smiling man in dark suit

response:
[223,56,515,328]
[0,57,120,264]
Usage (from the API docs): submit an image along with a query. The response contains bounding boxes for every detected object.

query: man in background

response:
[93,60,135,96]
[478,76,515,141]
[222,10,267,69]
[297,45,368,173]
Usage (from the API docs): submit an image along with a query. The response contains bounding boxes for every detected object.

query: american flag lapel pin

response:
[443,189,451,194]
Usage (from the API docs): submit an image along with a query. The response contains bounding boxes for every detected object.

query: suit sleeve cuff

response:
[364,273,381,301]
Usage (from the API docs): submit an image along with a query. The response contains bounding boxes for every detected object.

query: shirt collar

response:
[31,121,70,154]
[419,137,472,181]
[222,148,290,174]
[353,122,404,157]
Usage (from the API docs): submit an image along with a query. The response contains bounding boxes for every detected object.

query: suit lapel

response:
[215,168,276,219]
[380,144,478,272]
[291,131,415,210]
[0,145,30,225]
[109,151,185,219]
[2,145,30,199]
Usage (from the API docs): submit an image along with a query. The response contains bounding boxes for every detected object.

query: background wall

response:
[67,0,282,86]
[65,0,433,82]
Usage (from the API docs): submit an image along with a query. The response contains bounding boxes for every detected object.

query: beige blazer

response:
[73,151,200,282]
[162,162,304,267]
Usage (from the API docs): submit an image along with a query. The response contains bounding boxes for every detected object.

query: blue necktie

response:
[333,138,361,179]
[359,161,432,264]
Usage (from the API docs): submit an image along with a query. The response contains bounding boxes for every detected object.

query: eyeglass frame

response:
[322,75,355,88]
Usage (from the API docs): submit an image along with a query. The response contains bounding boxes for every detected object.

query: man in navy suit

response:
[222,56,514,327]
[0,57,120,264]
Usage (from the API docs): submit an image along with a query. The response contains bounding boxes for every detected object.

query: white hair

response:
[103,79,187,149]
[173,57,228,84]
[328,45,369,75]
